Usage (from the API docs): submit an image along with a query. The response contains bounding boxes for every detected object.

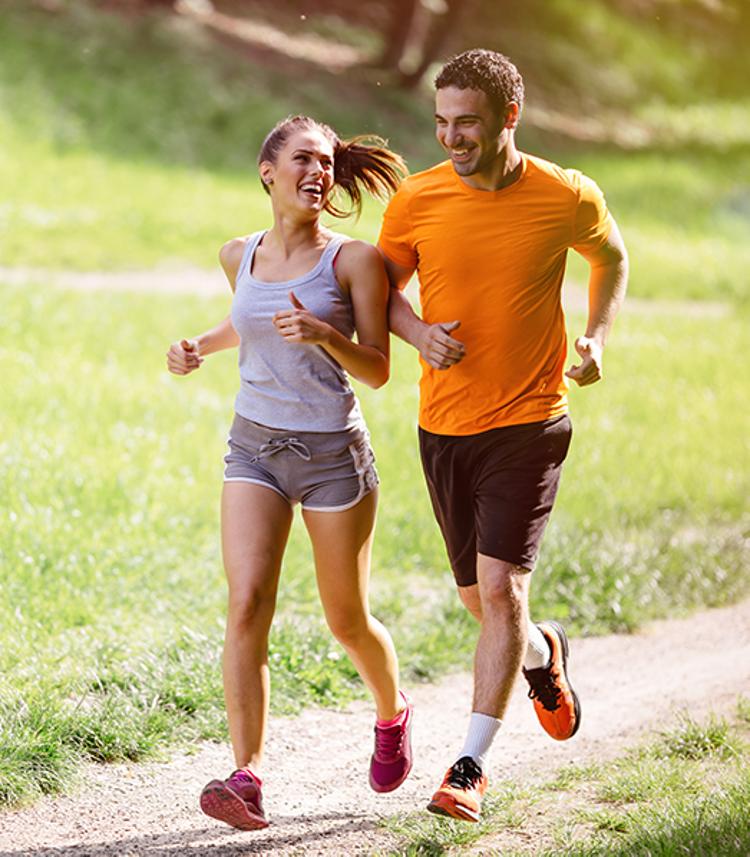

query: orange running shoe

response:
[522,620,581,741]
[426,756,488,822]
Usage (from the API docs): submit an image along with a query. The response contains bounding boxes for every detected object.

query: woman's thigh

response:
[221,481,294,599]
[302,489,378,620]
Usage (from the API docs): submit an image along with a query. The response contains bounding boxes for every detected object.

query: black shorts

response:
[418,414,572,587]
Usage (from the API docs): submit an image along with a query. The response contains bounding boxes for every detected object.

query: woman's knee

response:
[226,584,277,631]
[326,611,370,648]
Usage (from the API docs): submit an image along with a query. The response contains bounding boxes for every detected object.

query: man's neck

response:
[460,142,522,192]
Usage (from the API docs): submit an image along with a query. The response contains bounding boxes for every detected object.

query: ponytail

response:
[257,115,407,217]
[327,136,406,219]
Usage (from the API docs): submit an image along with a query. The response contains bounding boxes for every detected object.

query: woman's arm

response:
[382,252,465,370]
[272,241,390,389]
[166,239,244,375]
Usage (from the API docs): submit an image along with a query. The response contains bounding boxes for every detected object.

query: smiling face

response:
[435,86,516,185]
[259,128,335,216]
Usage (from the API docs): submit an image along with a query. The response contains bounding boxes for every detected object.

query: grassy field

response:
[2,1,750,303]
[381,703,750,855]
[2,279,748,804]
[1,0,749,808]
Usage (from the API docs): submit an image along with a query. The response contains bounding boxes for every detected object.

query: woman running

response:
[166,115,412,831]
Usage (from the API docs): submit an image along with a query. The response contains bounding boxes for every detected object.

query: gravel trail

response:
[2,599,748,856]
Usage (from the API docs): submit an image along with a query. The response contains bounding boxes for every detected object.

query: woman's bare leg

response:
[302,489,402,720]
[221,482,293,772]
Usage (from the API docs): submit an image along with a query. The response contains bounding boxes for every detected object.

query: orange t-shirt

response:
[378,154,612,435]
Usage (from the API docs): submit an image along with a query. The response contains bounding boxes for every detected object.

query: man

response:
[378,49,628,822]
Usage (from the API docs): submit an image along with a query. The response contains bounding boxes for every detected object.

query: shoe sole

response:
[426,796,480,823]
[545,620,582,739]
[200,780,269,831]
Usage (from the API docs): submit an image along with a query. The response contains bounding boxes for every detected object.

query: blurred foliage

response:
[205,0,750,102]
[54,0,750,103]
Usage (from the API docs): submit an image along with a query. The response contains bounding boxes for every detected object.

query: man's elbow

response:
[615,242,629,270]
[592,244,629,280]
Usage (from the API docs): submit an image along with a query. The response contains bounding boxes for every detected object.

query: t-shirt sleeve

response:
[377,185,418,277]
[570,172,612,256]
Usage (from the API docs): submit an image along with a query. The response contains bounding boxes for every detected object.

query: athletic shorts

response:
[224,413,379,512]
[418,414,573,586]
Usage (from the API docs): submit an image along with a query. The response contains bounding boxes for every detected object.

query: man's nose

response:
[443,125,462,148]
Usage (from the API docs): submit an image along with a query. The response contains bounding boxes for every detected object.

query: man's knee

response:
[477,556,530,612]
[457,583,482,620]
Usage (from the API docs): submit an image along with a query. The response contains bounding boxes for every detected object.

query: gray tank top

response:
[231,230,366,432]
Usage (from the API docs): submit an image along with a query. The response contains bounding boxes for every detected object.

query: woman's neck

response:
[266,212,329,258]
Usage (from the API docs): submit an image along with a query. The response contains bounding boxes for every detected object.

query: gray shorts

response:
[223,413,379,512]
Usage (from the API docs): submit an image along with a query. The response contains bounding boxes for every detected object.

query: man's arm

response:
[381,251,466,370]
[566,218,628,387]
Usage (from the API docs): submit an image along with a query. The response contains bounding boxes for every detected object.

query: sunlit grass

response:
[2,0,749,305]
[2,0,750,809]
[2,280,749,803]
[380,711,750,856]
[564,148,750,304]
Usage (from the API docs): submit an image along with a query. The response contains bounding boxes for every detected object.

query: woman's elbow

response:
[365,364,390,389]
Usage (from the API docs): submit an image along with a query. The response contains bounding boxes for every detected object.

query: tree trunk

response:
[400,0,474,89]
[372,0,420,71]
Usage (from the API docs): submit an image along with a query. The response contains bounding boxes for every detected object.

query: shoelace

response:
[226,770,262,806]
[374,721,405,761]
[447,756,483,790]
[525,667,562,711]
[250,437,312,463]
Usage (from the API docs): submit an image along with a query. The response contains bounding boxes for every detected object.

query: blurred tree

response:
[371,0,477,88]
[399,0,476,88]
[374,0,420,72]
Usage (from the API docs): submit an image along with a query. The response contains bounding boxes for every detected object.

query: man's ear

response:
[504,101,520,130]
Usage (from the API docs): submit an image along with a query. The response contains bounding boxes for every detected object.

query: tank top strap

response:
[320,233,349,272]
[235,231,265,287]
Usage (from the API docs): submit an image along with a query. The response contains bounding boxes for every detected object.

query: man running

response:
[378,49,628,822]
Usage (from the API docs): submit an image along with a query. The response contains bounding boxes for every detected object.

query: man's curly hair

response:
[435,49,525,118]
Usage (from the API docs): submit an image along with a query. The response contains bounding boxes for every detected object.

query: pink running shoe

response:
[200,768,268,830]
[369,692,414,793]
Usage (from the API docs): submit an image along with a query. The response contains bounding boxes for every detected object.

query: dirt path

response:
[1,599,748,856]
[1,265,730,318]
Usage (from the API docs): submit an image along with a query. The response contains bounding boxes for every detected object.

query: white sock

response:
[458,712,502,770]
[523,619,551,670]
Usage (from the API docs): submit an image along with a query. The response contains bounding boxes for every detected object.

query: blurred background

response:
[1,0,748,806]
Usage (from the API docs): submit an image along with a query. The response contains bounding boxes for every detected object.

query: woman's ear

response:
[259,161,275,186]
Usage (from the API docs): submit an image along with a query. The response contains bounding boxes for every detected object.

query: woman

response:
[167,115,412,831]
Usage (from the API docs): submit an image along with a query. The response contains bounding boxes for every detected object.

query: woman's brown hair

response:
[257,115,407,218]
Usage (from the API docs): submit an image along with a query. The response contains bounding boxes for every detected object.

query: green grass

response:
[564,149,750,304]
[2,0,750,809]
[380,782,530,856]
[380,706,750,856]
[2,279,749,804]
[0,0,424,269]
[2,1,750,303]
[542,712,750,856]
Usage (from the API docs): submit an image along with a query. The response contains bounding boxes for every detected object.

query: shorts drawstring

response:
[249,437,312,464]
